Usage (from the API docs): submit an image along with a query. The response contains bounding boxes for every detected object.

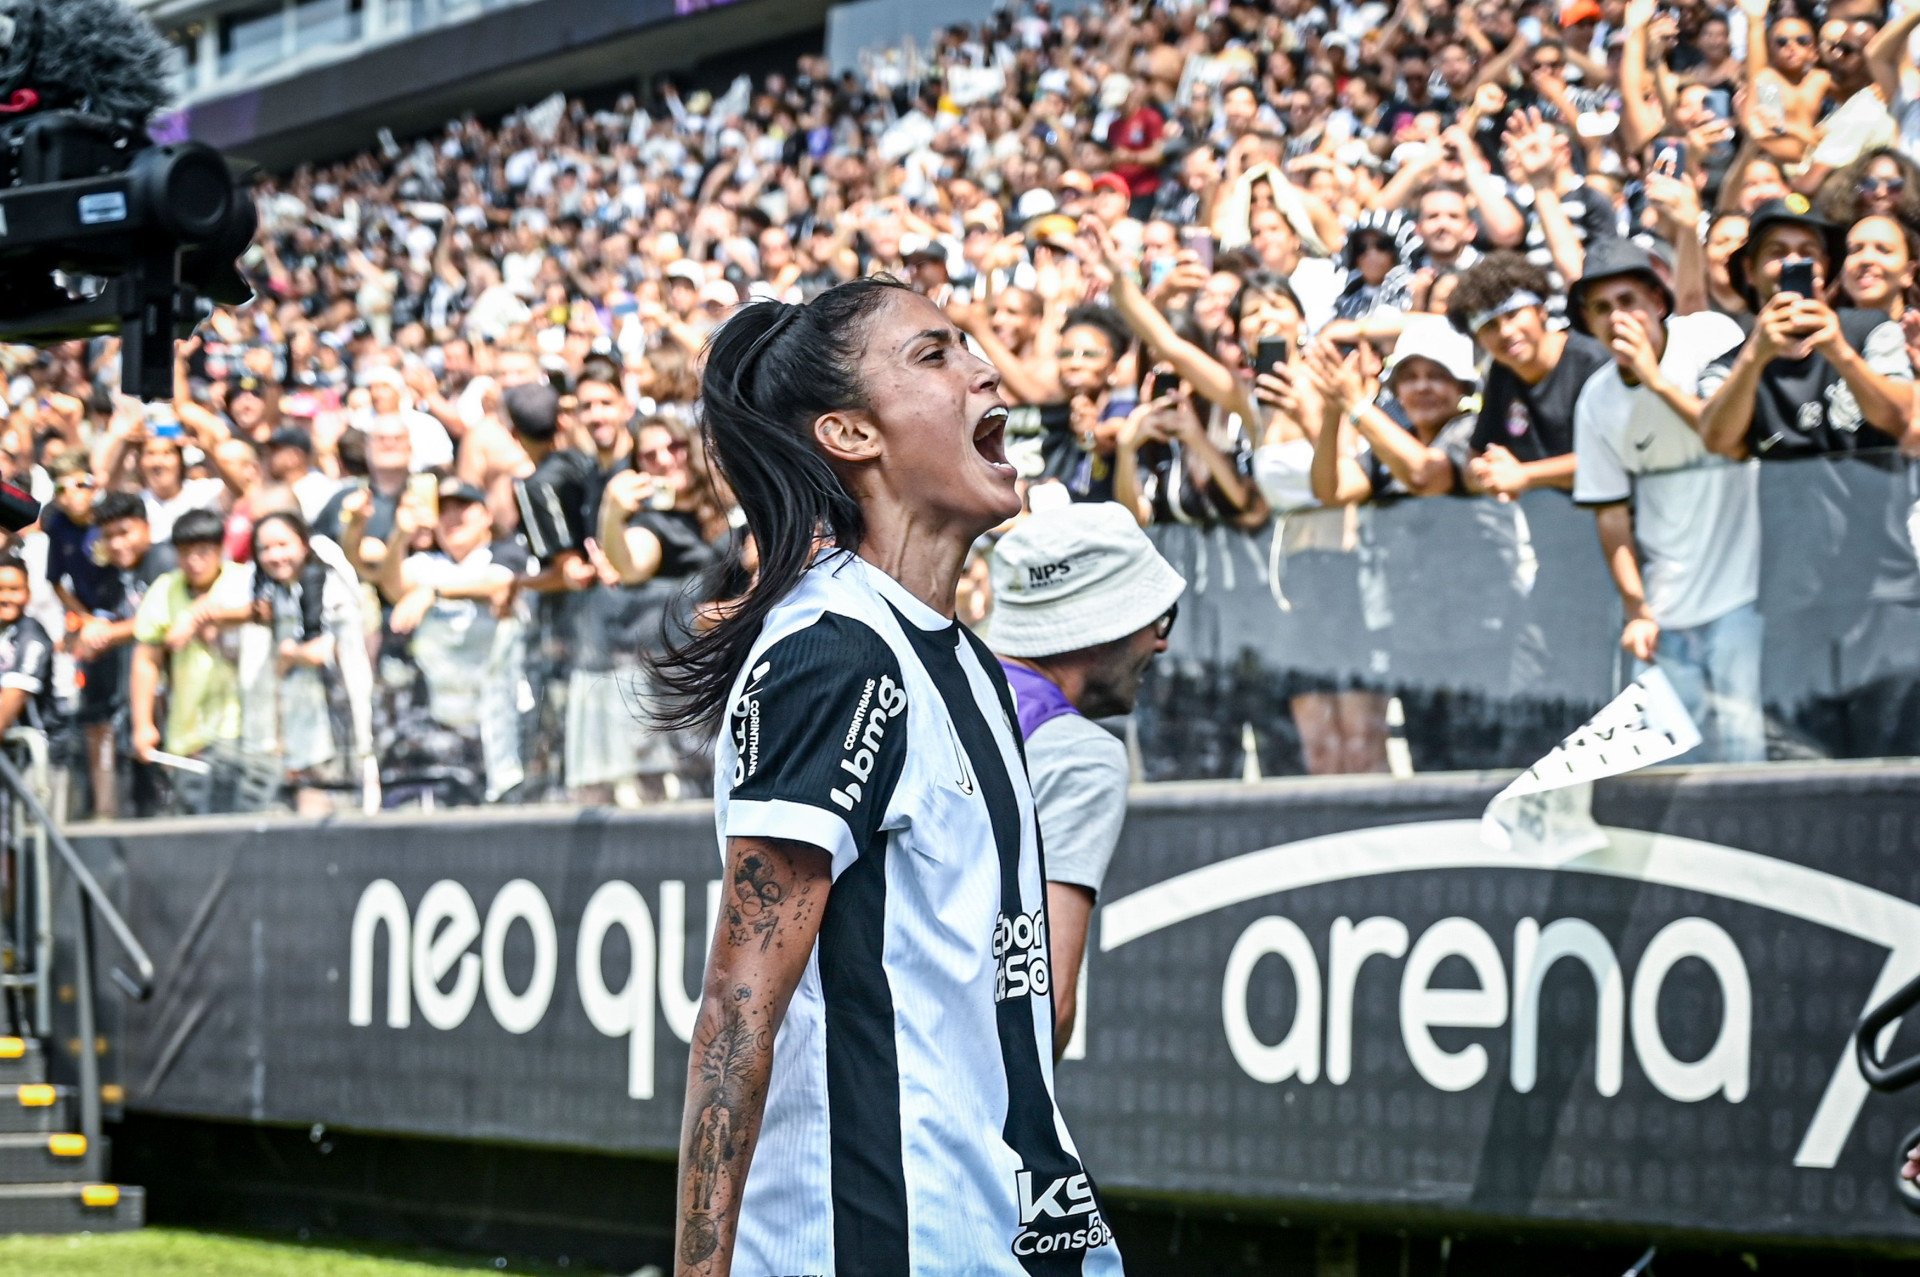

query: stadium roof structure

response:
[134,0,831,169]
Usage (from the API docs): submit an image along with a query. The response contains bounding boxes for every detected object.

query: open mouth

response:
[974,404,1015,478]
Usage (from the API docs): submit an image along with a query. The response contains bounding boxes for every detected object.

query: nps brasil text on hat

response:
[987,502,1187,659]
[1566,237,1676,334]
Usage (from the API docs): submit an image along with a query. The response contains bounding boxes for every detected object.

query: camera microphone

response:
[0,0,173,124]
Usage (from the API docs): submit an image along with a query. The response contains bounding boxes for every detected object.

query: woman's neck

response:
[856,508,976,620]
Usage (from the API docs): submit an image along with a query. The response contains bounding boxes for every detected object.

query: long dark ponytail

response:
[649,276,912,732]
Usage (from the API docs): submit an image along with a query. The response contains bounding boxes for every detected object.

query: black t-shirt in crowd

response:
[1135,429,1256,526]
[92,543,177,622]
[1514,184,1619,316]
[0,616,58,732]
[626,508,723,581]
[1471,330,1613,462]
[1699,307,1920,611]
[1031,400,1124,505]
[515,448,598,561]
[1699,307,1913,459]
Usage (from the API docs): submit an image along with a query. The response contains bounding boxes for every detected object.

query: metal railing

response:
[0,733,153,1184]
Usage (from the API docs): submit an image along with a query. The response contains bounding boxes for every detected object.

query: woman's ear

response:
[814,409,882,464]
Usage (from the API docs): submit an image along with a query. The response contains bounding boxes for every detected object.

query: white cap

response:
[1015,187,1059,222]
[1385,314,1479,386]
[665,259,705,285]
[987,503,1187,658]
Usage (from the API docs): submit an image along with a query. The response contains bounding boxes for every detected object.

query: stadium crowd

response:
[0,0,1918,817]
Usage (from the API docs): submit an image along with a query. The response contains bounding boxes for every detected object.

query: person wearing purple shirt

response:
[988,501,1185,1057]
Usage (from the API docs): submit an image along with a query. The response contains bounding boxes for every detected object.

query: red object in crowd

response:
[1108,106,1165,200]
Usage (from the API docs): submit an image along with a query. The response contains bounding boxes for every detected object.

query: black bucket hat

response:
[1566,237,1676,334]
[1727,195,1846,308]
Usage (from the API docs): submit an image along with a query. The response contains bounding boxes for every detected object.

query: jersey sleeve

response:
[0,620,51,696]
[723,612,909,876]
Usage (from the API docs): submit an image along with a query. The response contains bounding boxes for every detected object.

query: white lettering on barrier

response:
[481,879,557,1035]
[1325,916,1407,1085]
[350,877,687,1100]
[1221,916,1320,1084]
[349,878,410,1028]
[1219,909,1750,1108]
[1630,917,1750,1103]
[576,880,657,1100]
[1100,820,1896,1166]
[658,880,722,1045]
[1512,917,1624,1097]
[1400,917,1509,1093]
[412,881,481,1031]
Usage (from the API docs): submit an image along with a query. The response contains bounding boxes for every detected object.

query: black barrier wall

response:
[70,766,1920,1250]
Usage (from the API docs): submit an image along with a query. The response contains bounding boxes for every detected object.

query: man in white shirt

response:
[363,368,454,473]
[988,502,1186,1056]
[1570,239,1763,761]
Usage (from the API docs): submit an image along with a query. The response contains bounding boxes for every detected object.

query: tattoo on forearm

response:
[677,841,825,1274]
[680,989,767,1267]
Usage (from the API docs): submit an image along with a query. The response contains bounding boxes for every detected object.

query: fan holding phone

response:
[1698,198,1916,462]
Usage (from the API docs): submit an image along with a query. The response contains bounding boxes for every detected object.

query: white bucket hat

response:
[987,503,1187,659]
[1384,313,1480,387]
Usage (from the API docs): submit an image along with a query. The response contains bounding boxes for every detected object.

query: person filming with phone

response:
[1697,196,1920,759]
[1697,198,1914,461]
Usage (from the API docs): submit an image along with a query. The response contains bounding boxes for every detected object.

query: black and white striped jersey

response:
[715,552,1123,1277]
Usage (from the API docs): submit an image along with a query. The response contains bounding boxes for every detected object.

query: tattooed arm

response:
[674,835,833,1277]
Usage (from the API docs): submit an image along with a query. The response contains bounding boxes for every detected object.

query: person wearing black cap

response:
[1570,239,1762,761]
[1697,196,1920,759]
[1697,197,1915,459]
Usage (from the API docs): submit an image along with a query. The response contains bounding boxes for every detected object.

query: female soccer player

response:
[658,277,1123,1277]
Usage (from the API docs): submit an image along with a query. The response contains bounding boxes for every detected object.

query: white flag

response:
[1481,667,1703,862]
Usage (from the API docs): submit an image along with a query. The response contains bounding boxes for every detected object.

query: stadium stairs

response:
[0,1035,141,1233]
[0,730,147,1235]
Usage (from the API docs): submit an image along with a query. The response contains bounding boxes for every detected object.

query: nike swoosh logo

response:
[947,720,975,796]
